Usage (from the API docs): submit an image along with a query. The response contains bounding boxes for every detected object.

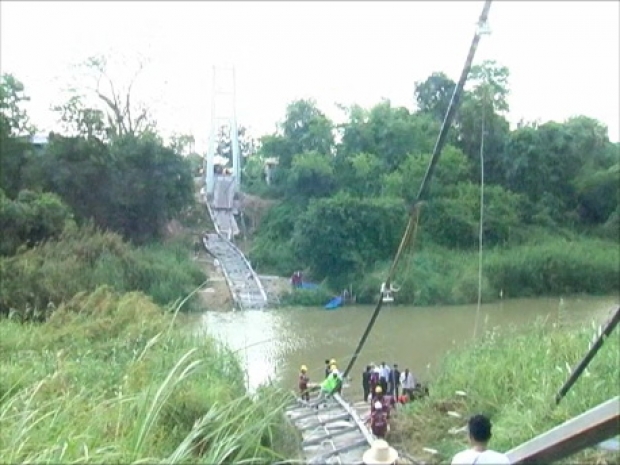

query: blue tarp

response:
[325,296,343,310]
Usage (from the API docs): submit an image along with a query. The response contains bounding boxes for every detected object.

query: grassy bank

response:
[390,315,620,464]
[0,225,207,319]
[356,237,619,306]
[0,286,298,463]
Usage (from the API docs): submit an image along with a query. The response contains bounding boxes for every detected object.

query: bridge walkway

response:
[286,392,418,465]
[201,176,270,310]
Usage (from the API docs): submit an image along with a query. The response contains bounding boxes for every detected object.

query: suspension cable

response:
[342,0,494,380]
[473,101,486,339]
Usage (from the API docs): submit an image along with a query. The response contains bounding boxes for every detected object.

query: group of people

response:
[297,358,343,403]
[360,414,510,465]
[362,362,423,405]
[298,361,510,465]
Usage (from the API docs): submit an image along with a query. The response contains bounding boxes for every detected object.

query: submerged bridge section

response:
[203,176,269,311]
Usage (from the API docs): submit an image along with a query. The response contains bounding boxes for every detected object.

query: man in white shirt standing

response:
[379,362,390,394]
[451,414,510,465]
[400,368,416,400]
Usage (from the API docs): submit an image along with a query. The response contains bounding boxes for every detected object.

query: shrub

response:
[391,318,620,464]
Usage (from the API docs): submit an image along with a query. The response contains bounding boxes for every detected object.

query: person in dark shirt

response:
[362,365,371,401]
[390,364,401,399]
[324,359,331,379]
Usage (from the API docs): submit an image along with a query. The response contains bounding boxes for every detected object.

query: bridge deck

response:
[286,393,414,464]
[202,178,270,310]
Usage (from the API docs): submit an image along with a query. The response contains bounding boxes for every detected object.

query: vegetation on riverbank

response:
[239,61,619,305]
[1,62,299,461]
[0,287,298,463]
[390,315,620,464]
[356,237,620,306]
[0,225,207,319]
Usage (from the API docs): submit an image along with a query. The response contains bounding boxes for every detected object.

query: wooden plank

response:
[288,405,341,422]
[302,425,361,446]
[308,438,369,464]
[298,412,352,431]
[507,396,620,464]
[334,393,375,445]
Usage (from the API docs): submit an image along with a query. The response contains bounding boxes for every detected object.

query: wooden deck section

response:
[286,392,416,464]
[507,396,620,464]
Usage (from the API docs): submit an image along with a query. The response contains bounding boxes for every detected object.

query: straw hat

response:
[362,439,399,465]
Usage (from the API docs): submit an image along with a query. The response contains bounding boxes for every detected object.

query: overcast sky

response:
[2,1,619,151]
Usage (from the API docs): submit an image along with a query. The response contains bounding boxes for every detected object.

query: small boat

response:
[325,296,343,310]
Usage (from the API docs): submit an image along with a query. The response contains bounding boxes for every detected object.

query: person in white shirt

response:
[451,415,510,465]
[400,368,416,399]
[379,362,390,393]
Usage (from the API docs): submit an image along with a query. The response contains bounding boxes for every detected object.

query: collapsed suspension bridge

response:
[199,1,619,462]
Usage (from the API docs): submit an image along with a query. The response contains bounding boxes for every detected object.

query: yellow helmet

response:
[330,359,336,364]
[300,365,307,371]
[375,386,383,394]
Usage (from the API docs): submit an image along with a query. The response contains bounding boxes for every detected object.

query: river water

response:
[191,296,618,396]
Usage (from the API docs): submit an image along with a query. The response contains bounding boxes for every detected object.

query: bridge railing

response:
[506,396,619,464]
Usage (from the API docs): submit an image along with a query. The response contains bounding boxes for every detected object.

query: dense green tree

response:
[292,194,407,284]
[0,74,35,197]
[414,72,456,122]
[455,60,511,183]
[286,151,336,199]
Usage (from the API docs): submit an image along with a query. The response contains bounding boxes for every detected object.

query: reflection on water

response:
[194,296,618,395]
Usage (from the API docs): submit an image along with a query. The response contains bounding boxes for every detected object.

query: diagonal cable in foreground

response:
[342,0,494,380]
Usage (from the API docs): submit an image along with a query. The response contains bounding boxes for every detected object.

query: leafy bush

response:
[356,237,619,306]
[0,189,74,255]
[0,225,206,319]
[280,286,335,307]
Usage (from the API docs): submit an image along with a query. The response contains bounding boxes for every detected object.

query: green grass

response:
[391,316,620,464]
[0,286,299,463]
[0,225,207,319]
[356,237,619,306]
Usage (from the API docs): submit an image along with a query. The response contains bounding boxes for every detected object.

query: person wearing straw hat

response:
[362,439,399,465]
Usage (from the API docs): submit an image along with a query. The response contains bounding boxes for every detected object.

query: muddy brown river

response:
[190,296,618,396]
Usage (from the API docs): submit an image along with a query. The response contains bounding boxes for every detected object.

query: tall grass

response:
[391,316,620,464]
[0,286,299,463]
[0,225,207,319]
[356,237,619,306]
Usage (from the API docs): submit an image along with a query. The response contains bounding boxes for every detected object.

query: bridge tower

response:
[204,65,241,198]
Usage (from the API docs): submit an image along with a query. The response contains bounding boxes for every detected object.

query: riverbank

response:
[274,236,619,307]
[389,308,620,464]
[0,225,208,319]
[0,286,299,463]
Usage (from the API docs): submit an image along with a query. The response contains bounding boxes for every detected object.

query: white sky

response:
[1,1,619,151]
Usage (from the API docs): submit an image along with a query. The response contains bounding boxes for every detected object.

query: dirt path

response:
[194,249,234,311]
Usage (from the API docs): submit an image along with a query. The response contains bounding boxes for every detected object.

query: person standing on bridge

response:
[389,363,401,399]
[362,365,372,402]
[299,365,310,402]
[451,414,510,464]
[369,401,389,439]
[379,362,390,394]
[369,364,380,401]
